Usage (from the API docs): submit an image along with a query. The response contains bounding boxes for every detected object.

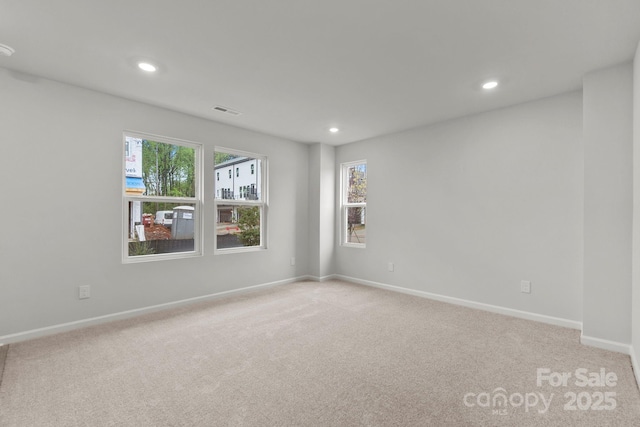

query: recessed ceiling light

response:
[0,43,15,57]
[482,81,498,90]
[329,127,339,133]
[138,62,157,72]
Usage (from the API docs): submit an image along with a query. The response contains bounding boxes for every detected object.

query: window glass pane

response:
[216,205,261,249]
[125,136,195,197]
[346,207,366,244]
[347,163,367,203]
[214,154,262,201]
[126,202,196,256]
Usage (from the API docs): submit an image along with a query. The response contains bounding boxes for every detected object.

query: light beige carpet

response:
[1,280,639,426]
[0,344,7,387]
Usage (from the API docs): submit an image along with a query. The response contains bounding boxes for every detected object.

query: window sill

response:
[214,246,267,255]
[341,243,366,249]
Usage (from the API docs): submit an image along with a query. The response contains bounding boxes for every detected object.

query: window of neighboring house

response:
[123,132,202,262]
[341,160,367,247]
[216,172,219,181]
[251,164,255,175]
[214,148,267,253]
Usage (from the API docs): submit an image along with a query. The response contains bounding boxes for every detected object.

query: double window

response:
[341,160,367,247]
[123,134,268,261]
[214,148,267,252]
[123,132,202,262]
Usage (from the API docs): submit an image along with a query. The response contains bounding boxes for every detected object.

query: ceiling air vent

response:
[212,105,241,116]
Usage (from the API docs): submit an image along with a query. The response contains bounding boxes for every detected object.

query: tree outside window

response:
[342,161,367,246]
[214,148,267,252]
[123,133,201,262]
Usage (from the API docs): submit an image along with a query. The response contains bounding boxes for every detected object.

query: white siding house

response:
[215,157,262,202]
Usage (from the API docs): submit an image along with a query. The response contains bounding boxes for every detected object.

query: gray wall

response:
[633,42,640,371]
[3,58,639,358]
[335,92,584,322]
[307,143,335,278]
[318,144,336,278]
[583,63,633,344]
[0,68,310,337]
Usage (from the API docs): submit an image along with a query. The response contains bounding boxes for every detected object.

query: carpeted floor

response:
[0,344,7,387]
[1,280,639,426]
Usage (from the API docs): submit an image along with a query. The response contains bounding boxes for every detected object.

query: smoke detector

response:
[0,44,15,57]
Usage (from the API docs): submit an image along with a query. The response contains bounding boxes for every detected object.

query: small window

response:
[216,172,219,181]
[228,169,231,179]
[341,160,367,247]
[214,148,267,253]
[123,132,202,262]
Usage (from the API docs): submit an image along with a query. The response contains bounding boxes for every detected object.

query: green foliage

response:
[237,206,260,246]
[214,152,238,166]
[142,140,195,198]
[129,241,155,256]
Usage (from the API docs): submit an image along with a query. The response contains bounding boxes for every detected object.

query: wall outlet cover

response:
[78,285,91,299]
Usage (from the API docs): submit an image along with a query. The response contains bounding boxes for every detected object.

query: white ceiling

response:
[1,1,640,145]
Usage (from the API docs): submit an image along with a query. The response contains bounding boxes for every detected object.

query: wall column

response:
[583,63,633,347]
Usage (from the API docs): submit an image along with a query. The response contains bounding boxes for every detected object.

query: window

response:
[123,132,202,262]
[341,160,367,247]
[216,172,219,181]
[214,148,267,252]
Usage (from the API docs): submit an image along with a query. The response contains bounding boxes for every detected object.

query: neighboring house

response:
[215,156,262,223]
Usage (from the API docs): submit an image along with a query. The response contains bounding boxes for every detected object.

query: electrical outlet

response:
[78,285,91,299]
[388,262,394,272]
[290,257,296,266]
[520,280,531,294]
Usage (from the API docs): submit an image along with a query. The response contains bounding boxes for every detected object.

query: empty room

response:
[2,1,640,425]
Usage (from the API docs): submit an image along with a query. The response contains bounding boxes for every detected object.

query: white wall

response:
[319,145,336,278]
[308,143,335,279]
[632,42,640,378]
[335,92,584,322]
[582,63,633,345]
[308,145,321,277]
[0,68,309,338]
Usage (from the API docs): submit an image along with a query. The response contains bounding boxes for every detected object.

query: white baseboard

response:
[630,346,640,391]
[306,274,338,282]
[0,275,308,345]
[334,274,583,331]
[579,334,632,355]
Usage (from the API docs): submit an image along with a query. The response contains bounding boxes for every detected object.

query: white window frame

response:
[122,131,203,263]
[214,147,268,254]
[341,160,367,248]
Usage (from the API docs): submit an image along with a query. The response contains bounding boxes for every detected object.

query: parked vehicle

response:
[154,210,173,228]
